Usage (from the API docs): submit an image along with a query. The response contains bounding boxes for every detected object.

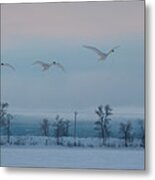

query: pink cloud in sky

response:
[1,1,144,45]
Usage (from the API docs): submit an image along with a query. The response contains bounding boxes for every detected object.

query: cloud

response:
[1,1,144,50]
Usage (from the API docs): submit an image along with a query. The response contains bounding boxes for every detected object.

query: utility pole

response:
[74,111,78,146]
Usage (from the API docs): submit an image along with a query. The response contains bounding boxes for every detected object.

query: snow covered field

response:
[0,136,143,148]
[1,147,144,170]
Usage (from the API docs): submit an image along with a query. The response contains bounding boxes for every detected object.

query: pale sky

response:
[1,1,144,117]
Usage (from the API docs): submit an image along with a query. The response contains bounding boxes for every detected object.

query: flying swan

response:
[83,45,120,60]
[32,61,65,72]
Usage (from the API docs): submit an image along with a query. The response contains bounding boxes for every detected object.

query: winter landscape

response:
[0,105,145,169]
[0,1,144,169]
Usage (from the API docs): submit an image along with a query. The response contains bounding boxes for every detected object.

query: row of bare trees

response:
[41,115,71,145]
[40,105,144,148]
[95,105,145,148]
[1,102,145,148]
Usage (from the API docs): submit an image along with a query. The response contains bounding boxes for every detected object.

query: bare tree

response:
[94,105,112,145]
[138,120,145,148]
[0,103,13,144]
[41,118,50,145]
[73,112,78,146]
[53,115,65,145]
[6,114,13,144]
[119,121,132,147]
[104,105,112,138]
[0,102,9,126]
[64,120,70,137]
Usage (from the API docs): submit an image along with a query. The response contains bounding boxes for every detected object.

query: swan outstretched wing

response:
[114,45,120,50]
[32,61,45,65]
[55,63,66,72]
[83,45,105,56]
[3,63,15,70]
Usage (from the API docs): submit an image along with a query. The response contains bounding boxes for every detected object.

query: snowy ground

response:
[1,147,144,170]
[0,136,143,148]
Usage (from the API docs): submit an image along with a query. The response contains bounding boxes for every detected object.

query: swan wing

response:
[111,45,120,51]
[83,45,105,56]
[4,63,15,70]
[32,61,45,66]
[55,63,66,72]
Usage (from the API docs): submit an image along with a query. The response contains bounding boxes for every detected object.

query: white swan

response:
[83,45,120,60]
[32,61,65,72]
[1,62,15,70]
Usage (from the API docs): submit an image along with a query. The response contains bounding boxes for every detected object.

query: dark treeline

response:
[0,103,145,148]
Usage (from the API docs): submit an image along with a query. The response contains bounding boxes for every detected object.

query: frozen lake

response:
[1,147,144,170]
